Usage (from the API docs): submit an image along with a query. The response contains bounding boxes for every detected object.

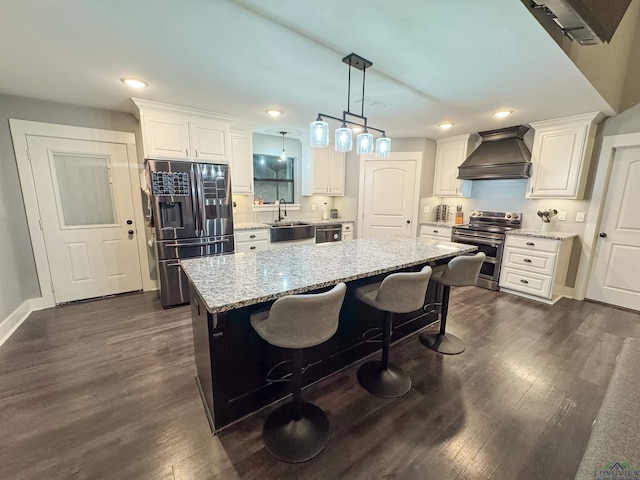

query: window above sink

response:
[253,154,294,204]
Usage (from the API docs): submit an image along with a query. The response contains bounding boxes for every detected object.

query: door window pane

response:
[52,153,116,226]
[253,155,294,203]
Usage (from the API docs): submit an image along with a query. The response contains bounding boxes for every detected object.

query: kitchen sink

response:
[269,221,316,242]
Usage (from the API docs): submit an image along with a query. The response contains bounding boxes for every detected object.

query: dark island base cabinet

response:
[190,262,444,434]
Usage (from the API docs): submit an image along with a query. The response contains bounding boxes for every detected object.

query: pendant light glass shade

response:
[357,131,374,155]
[375,136,391,158]
[335,126,353,152]
[278,131,287,162]
[310,120,329,147]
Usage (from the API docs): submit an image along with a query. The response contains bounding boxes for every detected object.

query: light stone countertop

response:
[181,237,476,313]
[234,222,270,231]
[507,229,579,241]
[234,219,355,231]
[420,222,457,228]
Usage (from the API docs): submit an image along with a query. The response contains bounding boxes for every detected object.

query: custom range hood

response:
[457,125,532,180]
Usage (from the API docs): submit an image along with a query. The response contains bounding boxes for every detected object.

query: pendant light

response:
[311,53,391,157]
[279,131,287,162]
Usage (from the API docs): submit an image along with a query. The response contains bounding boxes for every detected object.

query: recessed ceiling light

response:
[438,122,455,129]
[121,77,148,89]
[493,110,513,118]
[265,109,283,117]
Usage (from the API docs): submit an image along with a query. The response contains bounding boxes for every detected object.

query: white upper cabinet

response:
[141,110,190,159]
[527,112,603,199]
[133,99,233,162]
[230,130,254,194]
[189,118,229,162]
[433,134,476,197]
[302,143,345,196]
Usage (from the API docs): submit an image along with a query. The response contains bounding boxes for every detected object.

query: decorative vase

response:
[541,222,551,232]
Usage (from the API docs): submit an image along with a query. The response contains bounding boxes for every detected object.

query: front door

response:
[360,155,420,238]
[587,146,640,311]
[26,135,142,303]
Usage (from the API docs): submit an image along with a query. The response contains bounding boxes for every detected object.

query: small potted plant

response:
[537,209,558,232]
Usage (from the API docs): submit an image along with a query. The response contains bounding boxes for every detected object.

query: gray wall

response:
[0,93,140,321]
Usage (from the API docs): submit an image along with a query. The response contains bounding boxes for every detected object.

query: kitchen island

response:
[181,237,476,433]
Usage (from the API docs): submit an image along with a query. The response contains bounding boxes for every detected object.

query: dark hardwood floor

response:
[1,287,638,480]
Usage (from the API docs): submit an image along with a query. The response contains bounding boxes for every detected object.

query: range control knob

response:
[506,213,512,219]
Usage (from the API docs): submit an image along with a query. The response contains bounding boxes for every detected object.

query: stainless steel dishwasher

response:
[315,224,342,243]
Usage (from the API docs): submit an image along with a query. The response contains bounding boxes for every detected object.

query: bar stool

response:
[419,252,485,355]
[249,282,346,463]
[354,266,432,398]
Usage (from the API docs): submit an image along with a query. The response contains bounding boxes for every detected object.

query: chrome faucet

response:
[277,198,287,222]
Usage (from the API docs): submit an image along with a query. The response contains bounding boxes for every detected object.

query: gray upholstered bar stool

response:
[249,282,346,463]
[419,252,485,355]
[354,266,432,398]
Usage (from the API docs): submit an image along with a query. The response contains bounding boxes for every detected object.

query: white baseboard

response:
[0,297,47,348]
[563,286,576,299]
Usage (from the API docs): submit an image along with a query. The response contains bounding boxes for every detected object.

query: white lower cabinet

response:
[499,235,573,304]
[235,229,269,253]
[420,225,452,241]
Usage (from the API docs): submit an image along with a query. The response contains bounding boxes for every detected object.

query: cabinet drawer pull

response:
[523,258,532,263]
[249,234,256,238]
[185,148,189,157]
[526,242,535,246]
[433,230,439,233]
[250,246,256,250]
[520,279,529,284]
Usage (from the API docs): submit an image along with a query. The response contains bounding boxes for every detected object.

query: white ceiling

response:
[0,0,615,140]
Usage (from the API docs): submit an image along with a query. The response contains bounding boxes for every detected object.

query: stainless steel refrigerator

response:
[145,159,234,307]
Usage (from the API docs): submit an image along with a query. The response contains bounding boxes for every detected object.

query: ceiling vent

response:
[527,0,632,45]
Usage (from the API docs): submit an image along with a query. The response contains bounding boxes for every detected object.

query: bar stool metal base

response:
[262,401,330,463]
[419,332,465,355]
[357,361,411,398]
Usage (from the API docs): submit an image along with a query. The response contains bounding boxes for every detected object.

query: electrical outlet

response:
[423,206,430,214]
[558,211,566,221]
[311,204,316,211]
[576,212,586,222]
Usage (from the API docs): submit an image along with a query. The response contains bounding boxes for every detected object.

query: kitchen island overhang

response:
[181,237,477,433]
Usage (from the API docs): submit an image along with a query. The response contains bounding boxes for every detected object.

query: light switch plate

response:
[423,206,430,214]
[576,212,586,222]
[558,211,566,221]
[311,204,316,211]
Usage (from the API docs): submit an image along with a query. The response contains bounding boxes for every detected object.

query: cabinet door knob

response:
[523,258,532,263]
[406,220,411,224]
[128,230,134,235]
[599,232,607,238]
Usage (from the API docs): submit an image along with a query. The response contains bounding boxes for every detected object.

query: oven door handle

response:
[452,236,502,248]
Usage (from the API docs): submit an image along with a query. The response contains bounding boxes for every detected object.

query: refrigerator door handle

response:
[192,164,203,237]
[196,163,207,238]
[165,239,230,248]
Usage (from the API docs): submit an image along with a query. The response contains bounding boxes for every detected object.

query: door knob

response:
[599,232,607,238]
[128,230,134,235]
[406,220,411,224]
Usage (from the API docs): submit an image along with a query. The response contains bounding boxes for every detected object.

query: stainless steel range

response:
[451,211,522,290]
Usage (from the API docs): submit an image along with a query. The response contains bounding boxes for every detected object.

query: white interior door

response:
[587,146,640,311]
[360,157,419,238]
[26,136,142,303]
